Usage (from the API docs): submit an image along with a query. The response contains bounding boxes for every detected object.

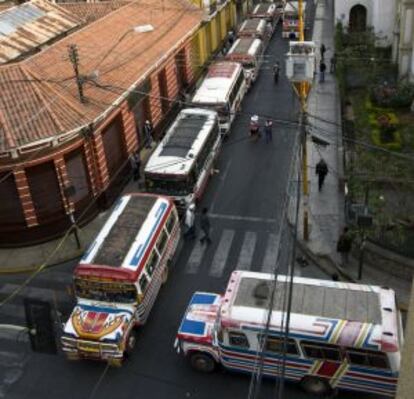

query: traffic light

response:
[24,298,57,354]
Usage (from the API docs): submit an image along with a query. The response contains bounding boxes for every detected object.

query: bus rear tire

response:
[300,376,332,396]
[189,352,216,373]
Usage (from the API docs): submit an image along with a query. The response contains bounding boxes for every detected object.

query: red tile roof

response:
[59,1,131,24]
[0,0,202,153]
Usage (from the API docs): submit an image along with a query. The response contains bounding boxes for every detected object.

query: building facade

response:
[0,0,202,245]
[392,0,414,81]
[334,0,396,46]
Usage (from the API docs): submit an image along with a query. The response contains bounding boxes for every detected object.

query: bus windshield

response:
[145,175,192,196]
[74,278,137,304]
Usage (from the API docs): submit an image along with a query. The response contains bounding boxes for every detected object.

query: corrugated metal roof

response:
[0,0,82,64]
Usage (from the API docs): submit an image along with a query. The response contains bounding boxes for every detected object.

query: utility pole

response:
[68,44,85,103]
[298,0,310,241]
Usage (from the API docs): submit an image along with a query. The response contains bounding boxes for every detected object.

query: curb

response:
[0,251,84,275]
[297,239,356,283]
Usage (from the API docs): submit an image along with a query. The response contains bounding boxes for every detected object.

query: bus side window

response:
[139,274,149,294]
[228,331,250,348]
[301,341,342,362]
[166,212,176,234]
[262,336,299,356]
[157,229,168,255]
[346,349,389,369]
[145,251,159,276]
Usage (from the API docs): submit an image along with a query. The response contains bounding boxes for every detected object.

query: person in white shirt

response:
[183,203,196,240]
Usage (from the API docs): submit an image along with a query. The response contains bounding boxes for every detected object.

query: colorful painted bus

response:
[282,1,306,39]
[61,193,181,366]
[175,271,402,397]
[191,62,247,136]
[144,108,220,211]
[225,37,264,88]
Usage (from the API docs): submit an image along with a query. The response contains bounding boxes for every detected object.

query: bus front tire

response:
[300,376,332,396]
[189,352,216,373]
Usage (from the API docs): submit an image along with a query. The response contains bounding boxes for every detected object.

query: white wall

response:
[334,0,396,47]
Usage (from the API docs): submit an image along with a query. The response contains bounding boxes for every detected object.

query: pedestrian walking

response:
[228,30,235,47]
[144,120,153,148]
[336,227,353,267]
[330,53,337,73]
[315,158,328,191]
[183,203,196,240]
[264,119,273,143]
[273,61,280,84]
[320,43,326,60]
[249,114,260,142]
[199,207,212,245]
[130,151,141,181]
[319,61,326,83]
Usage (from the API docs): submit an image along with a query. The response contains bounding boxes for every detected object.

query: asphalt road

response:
[0,23,382,399]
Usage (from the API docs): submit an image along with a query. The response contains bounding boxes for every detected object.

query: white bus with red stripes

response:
[175,271,402,397]
[225,37,264,88]
[61,193,181,366]
[144,108,220,211]
[191,62,247,136]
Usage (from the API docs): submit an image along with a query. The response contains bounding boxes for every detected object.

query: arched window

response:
[349,4,367,32]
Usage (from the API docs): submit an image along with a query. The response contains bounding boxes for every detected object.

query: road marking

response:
[210,160,232,212]
[236,232,257,271]
[185,240,207,274]
[261,233,280,273]
[209,213,277,224]
[209,230,234,277]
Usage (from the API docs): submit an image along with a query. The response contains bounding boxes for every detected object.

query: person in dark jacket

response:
[320,43,326,59]
[315,158,328,191]
[199,207,212,245]
[319,61,327,82]
[336,227,353,267]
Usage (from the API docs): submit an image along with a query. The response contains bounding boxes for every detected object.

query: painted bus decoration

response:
[175,271,402,397]
[61,193,181,365]
[282,1,307,39]
[144,108,221,211]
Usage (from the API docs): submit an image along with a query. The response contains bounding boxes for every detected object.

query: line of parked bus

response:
[144,2,284,211]
[59,3,404,397]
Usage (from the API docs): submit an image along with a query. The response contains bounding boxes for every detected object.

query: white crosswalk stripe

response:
[185,240,207,274]
[236,232,257,271]
[261,233,280,273]
[209,229,234,277]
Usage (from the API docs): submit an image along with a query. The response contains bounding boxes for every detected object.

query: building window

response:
[65,149,91,204]
[158,68,169,114]
[101,116,127,178]
[0,172,26,228]
[26,161,65,224]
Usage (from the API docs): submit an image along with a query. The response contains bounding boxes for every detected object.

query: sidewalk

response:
[299,0,412,307]
[0,146,155,274]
